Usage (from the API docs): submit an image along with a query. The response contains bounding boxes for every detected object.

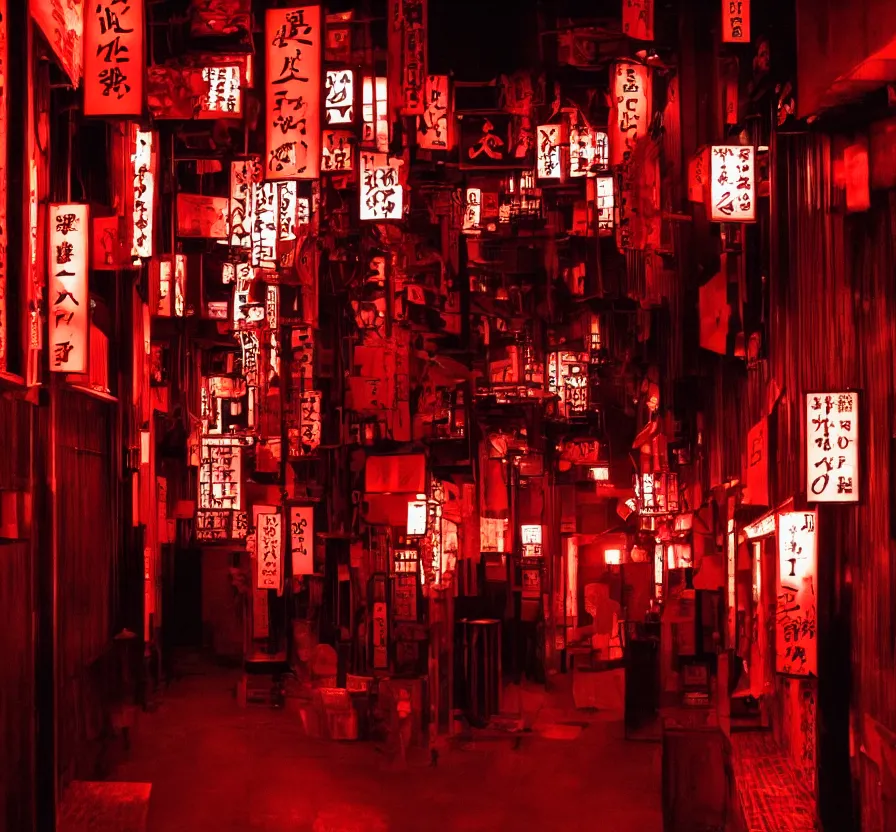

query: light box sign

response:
[536,124,563,180]
[722,0,750,43]
[548,351,589,419]
[265,6,322,180]
[622,0,654,41]
[321,129,355,174]
[362,76,389,152]
[324,69,354,124]
[806,392,859,503]
[710,145,756,222]
[31,0,84,87]
[776,510,818,677]
[595,176,614,234]
[407,500,427,536]
[84,0,144,116]
[289,505,314,575]
[198,436,242,510]
[569,125,596,178]
[463,188,481,233]
[360,153,403,221]
[228,157,262,249]
[131,127,154,262]
[49,204,90,374]
[417,75,451,150]
[200,65,241,117]
[610,62,651,168]
[257,511,282,591]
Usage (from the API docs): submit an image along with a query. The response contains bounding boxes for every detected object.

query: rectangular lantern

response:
[84,0,144,116]
[131,127,154,263]
[256,511,282,591]
[776,510,818,676]
[321,129,355,174]
[290,505,314,575]
[622,0,654,41]
[595,175,614,235]
[710,145,756,222]
[228,157,262,249]
[362,76,389,152]
[721,0,750,43]
[536,124,564,180]
[462,188,481,233]
[199,65,242,117]
[610,62,651,168]
[359,153,403,221]
[325,69,355,124]
[407,499,427,536]
[49,204,90,374]
[198,436,242,511]
[569,125,608,177]
[265,6,322,180]
[806,392,859,503]
[417,75,451,150]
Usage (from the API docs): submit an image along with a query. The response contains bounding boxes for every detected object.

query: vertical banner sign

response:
[84,0,144,116]
[49,204,90,374]
[400,0,426,115]
[372,600,388,669]
[324,69,354,124]
[710,145,755,221]
[228,156,262,249]
[622,0,654,41]
[536,124,563,180]
[417,75,451,150]
[265,6,322,180]
[131,127,154,262]
[595,176,614,234]
[0,0,7,374]
[289,505,314,575]
[743,416,769,505]
[721,0,750,43]
[256,511,282,591]
[610,62,650,168]
[806,392,859,503]
[199,66,241,117]
[776,511,818,677]
[30,0,84,87]
[569,124,595,177]
[360,153,403,221]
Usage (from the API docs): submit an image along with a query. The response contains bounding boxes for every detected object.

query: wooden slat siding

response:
[768,133,894,828]
[0,541,34,831]
[0,393,33,491]
[55,387,118,786]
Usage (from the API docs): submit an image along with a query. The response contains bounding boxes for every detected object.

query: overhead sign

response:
[265,6,322,180]
[721,0,750,43]
[49,204,90,374]
[806,392,859,503]
[31,0,84,87]
[84,0,144,116]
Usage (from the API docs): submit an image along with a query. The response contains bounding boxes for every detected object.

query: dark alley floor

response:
[105,665,662,832]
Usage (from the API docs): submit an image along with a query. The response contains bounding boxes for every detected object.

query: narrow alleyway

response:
[108,664,661,832]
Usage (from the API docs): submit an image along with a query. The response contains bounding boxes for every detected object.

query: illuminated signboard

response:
[536,124,562,180]
[31,0,84,87]
[195,509,249,542]
[721,0,750,43]
[610,62,650,168]
[256,511,282,590]
[548,351,589,418]
[710,145,756,222]
[84,0,144,116]
[228,157,262,249]
[569,125,607,178]
[635,472,680,516]
[417,74,451,150]
[776,510,818,676]
[393,548,418,575]
[806,391,859,503]
[359,152,403,222]
[288,389,321,456]
[622,0,654,41]
[362,76,389,152]
[198,436,242,511]
[49,204,90,374]
[407,499,427,536]
[200,65,241,117]
[324,69,354,124]
[321,129,355,174]
[595,176,614,234]
[521,523,542,559]
[131,127,154,262]
[265,6,322,180]
[289,505,314,575]
[462,188,481,233]
[399,0,427,115]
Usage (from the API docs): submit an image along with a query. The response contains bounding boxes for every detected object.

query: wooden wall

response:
[0,394,35,831]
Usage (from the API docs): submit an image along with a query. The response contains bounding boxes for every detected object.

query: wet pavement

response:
[107,666,662,832]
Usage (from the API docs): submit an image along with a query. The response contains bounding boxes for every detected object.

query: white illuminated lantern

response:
[536,124,563,180]
[360,153,403,222]
[710,145,756,222]
[131,128,154,262]
[805,392,859,503]
[775,510,818,677]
